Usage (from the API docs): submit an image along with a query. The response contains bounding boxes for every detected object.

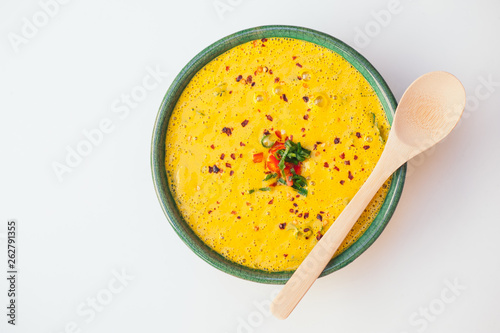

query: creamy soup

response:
[166,37,391,271]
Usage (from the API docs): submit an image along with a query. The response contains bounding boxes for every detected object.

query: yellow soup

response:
[166,37,391,272]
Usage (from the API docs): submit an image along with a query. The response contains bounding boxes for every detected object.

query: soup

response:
[165,37,390,272]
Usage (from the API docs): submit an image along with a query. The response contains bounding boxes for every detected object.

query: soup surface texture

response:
[166,37,391,271]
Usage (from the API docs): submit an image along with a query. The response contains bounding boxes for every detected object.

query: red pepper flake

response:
[226,163,231,168]
[302,96,309,102]
[297,76,302,80]
[303,114,309,120]
[279,223,286,229]
[261,44,265,47]
[230,170,234,176]
[313,144,318,151]
[319,211,324,214]
[251,82,255,87]
[292,56,297,60]
[210,144,215,149]
[334,166,340,171]
[282,94,288,102]
[301,128,305,132]
[345,160,350,165]
[231,211,237,215]
[230,153,236,160]
[339,152,345,159]
[213,165,220,173]
[241,119,249,127]
[268,198,274,205]
[222,127,232,136]
[269,182,277,187]
[274,77,280,83]
[363,145,370,150]
[239,153,243,158]
[220,153,225,160]
[266,114,273,121]
[316,214,323,221]
[240,142,246,146]
[229,91,232,94]
[293,203,298,207]
[356,132,361,138]
[208,210,212,214]
[289,208,294,213]
[340,180,345,185]
[263,129,270,135]
[261,38,268,42]
[324,162,329,168]
[237,216,241,219]
[236,75,243,82]
[297,213,303,217]
[283,254,288,258]
[225,66,230,71]
[316,232,323,241]
[208,166,213,173]
[296,63,302,68]
[304,212,309,219]
[303,228,310,232]
[253,152,264,163]
[269,69,273,74]
[354,155,358,160]
[348,171,354,180]
[246,75,253,84]
[334,137,340,144]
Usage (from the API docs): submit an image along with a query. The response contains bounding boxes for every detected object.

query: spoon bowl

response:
[391,72,466,160]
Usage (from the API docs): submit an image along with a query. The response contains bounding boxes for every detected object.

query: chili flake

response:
[222,127,232,136]
[210,144,215,149]
[246,75,253,84]
[236,75,243,82]
[303,114,309,120]
[296,63,302,68]
[363,145,370,150]
[226,163,231,168]
[230,170,234,176]
[340,180,345,185]
[282,94,288,102]
[324,162,329,168]
[302,96,309,102]
[304,212,309,219]
[220,153,225,160]
[348,171,354,180]
[213,165,220,173]
[316,214,323,221]
[345,160,350,165]
[241,119,249,127]
[268,198,274,205]
[274,77,280,83]
[334,137,340,144]
[356,132,361,138]
[279,223,286,229]
[240,142,246,146]
[339,152,345,159]
[266,114,273,121]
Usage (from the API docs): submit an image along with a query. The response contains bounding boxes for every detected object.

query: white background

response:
[1,0,499,332]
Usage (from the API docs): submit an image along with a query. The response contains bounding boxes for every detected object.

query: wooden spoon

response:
[270,71,466,320]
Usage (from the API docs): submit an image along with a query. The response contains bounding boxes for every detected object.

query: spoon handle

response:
[270,151,399,320]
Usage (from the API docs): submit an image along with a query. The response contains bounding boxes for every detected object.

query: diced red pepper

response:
[253,152,264,163]
[267,155,281,174]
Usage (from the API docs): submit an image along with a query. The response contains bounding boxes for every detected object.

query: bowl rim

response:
[151,25,406,284]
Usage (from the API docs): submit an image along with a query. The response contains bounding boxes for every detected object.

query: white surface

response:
[1,0,499,332]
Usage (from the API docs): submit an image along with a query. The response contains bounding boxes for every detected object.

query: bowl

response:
[151,25,406,284]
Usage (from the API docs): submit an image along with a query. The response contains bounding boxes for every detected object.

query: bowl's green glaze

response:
[151,25,406,284]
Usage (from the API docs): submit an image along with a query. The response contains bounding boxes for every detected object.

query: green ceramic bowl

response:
[151,25,406,284]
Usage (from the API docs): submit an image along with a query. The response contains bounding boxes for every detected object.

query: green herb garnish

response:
[259,187,271,192]
[263,173,278,181]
